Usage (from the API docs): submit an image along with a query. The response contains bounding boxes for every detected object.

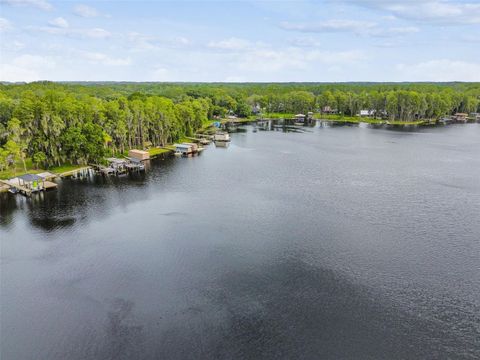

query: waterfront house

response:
[213,132,230,142]
[295,114,306,122]
[106,158,128,173]
[128,149,150,161]
[174,143,193,156]
[322,106,337,114]
[453,113,468,122]
[183,142,199,153]
[359,110,374,117]
[125,157,145,171]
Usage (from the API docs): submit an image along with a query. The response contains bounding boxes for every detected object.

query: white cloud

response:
[48,17,69,28]
[0,54,55,82]
[224,75,247,82]
[281,19,419,37]
[461,34,480,43]
[34,26,111,39]
[73,4,99,18]
[381,15,397,21]
[396,59,480,81]
[287,37,321,48]
[357,0,480,25]
[280,19,377,34]
[369,26,420,37]
[151,67,171,81]
[83,28,111,39]
[208,37,252,50]
[387,26,419,35]
[236,47,366,73]
[0,17,12,32]
[79,51,131,66]
[127,32,190,51]
[1,0,52,11]
[12,40,25,50]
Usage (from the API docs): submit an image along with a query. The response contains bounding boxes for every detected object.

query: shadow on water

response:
[0,193,18,228]
[58,299,146,360]
[151,255,476,360]
[0,157,179,233]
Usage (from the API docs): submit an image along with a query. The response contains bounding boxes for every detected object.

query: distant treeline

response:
[0,82,479,170]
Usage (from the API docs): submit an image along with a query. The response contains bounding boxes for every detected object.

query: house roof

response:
[18,174,43,182]
[106,157,127,164]
[174,144,191,149]
[37,172,56,179]
[126,157,142,163]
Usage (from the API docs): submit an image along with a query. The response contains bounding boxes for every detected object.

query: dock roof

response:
[174,144,192,149]
[17,174,43,182]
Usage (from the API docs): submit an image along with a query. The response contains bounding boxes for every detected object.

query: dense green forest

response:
[1,82,479,174]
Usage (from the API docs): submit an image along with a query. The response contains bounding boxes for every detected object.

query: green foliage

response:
[0,81,478,173]
[33,151,47,169]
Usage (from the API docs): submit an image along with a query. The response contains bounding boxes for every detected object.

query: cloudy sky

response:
[0,0,479,82]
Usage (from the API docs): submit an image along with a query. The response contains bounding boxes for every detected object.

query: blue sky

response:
[1,0,479,82]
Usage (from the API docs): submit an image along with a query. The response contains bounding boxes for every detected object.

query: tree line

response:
[0,87,211,171]
[0,81,479,172]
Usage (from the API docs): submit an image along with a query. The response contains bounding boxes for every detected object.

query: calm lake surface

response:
[1,123,480,359]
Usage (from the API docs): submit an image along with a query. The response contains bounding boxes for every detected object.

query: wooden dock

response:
[1,177,58,196]
[44,181,58,190]
[0,179,33,196]
[58,166,92,177]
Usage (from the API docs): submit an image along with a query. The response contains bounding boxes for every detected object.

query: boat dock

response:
[0,175,58,197]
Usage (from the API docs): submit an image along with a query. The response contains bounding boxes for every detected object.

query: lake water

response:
[1,123,480,359]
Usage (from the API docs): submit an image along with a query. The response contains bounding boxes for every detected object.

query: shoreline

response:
[1,120,478,182]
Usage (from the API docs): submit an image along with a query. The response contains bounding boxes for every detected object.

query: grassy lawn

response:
[0,167,43,180]
[386,120,425,125]
[0,160,91,180]
[49,164,87,175]
[318,114,427,125]
[317,114,360,122]
[0,159,42,180]
[261,113,296,119]
[148,147,173,156]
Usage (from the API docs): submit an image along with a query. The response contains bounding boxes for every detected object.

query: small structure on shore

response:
[469,113,480,122]
[128,149,150,161]
[174,143,193,156]
[37,172,57,181]
[359,110,374,117]
[439,116,453,125]
[2,173,57,196]
[453,113,468,123]
[213,132,230,142]
[106,158,127,174]
[294,114,306,122]
[183,142,204,154]
[104,157,145,174]
[125,157,145,171]
[15,174,45,192]
[321,106,337,114]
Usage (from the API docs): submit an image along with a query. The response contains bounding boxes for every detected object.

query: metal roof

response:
[174,144,191,149]
[17,174,43,182]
